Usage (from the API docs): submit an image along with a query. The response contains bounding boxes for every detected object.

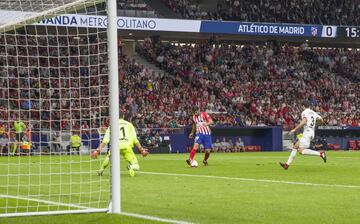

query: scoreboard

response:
[321,26,337,38]
[35,13,360,39]
[337,26,360,38]
[322,26,360,38]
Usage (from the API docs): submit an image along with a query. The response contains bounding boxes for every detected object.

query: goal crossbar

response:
[0,0,105,32]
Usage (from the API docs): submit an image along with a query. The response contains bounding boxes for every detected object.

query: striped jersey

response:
[193,112,212,135]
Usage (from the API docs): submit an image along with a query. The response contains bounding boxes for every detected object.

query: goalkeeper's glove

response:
[90,149,100,159]
[141,148,149,157]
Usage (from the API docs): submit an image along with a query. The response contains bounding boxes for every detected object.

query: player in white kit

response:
[280,101,327,170]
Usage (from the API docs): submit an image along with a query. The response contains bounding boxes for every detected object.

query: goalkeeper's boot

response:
[203,160,208,166]
[128,169,135,177]
[320,151,327,163]
[127,165,135,177]
[97,170,103,176]
[279,162,289,170]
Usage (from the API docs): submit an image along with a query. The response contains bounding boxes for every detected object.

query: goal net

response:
[0,0,113,217]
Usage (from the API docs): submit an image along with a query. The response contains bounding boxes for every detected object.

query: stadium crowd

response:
[118,0,153,11]
[136,38,359,129]
[0,33,359,136]
[162,0,360,26]
[161,0,221,20]
[0,33,109,134]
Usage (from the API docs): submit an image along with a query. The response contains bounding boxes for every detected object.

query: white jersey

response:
[301,108,321,136]
[298,108,321,149]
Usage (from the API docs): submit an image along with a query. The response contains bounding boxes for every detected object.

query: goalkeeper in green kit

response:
[91,111,148,177]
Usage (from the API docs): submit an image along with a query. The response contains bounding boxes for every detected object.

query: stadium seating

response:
[0,35,359,134]
[244,145,261,152]
[136,39,360,129]
[0,34,108,133]
[348,140,358,150]
[161,0,360,26]
[328,143,341,151]
[161,0,221,20]
[118,0,153,10]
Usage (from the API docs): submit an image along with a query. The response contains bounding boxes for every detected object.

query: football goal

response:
[0,0,121,217]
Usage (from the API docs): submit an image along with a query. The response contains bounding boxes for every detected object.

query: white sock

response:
[301,149,320,156]
[286,149,297,165]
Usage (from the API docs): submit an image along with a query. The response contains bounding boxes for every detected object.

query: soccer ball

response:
[191,160,198,168]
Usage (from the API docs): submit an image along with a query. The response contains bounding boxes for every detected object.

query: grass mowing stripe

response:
[0,195,193,224]
[138,171,360,189]
[0,194,91,209]
[121,212,195,224]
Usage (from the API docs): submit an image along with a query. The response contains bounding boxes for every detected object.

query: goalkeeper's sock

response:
[100,154,110,171]
[12,144,18,155]
[189,148,197,161]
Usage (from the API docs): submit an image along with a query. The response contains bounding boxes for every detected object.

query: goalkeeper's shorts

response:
[121,147,138,165]
[106,146,138,165]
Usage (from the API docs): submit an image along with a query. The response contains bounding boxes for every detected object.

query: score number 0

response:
[321,26,337,38]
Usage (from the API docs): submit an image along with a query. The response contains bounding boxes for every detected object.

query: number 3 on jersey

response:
[310,116,315,127]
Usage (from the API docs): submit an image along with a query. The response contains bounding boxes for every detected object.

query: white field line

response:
[120,212,194,224]
[0,194,90,209]
[0,194,194,223]
[0,209,108,218]
[138,171,360,189]
[133,156,360,161]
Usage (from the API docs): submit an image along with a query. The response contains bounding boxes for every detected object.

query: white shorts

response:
[299,133,314,149]
[0,142,8,147]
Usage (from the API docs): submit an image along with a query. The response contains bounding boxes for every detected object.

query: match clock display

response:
[338,27,360,38]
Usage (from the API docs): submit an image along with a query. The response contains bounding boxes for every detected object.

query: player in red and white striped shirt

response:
[186,107,213,166]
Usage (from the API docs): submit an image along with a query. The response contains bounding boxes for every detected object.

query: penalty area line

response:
[138,171,360,189]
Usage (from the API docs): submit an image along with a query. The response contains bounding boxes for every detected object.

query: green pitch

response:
[1,151,360,224]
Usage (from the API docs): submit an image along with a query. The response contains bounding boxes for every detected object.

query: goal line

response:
[0,194,193,224]
[0,194,106,218]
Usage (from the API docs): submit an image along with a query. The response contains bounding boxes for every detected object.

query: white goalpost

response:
[107,0,121,215]
[0,0,120,217]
